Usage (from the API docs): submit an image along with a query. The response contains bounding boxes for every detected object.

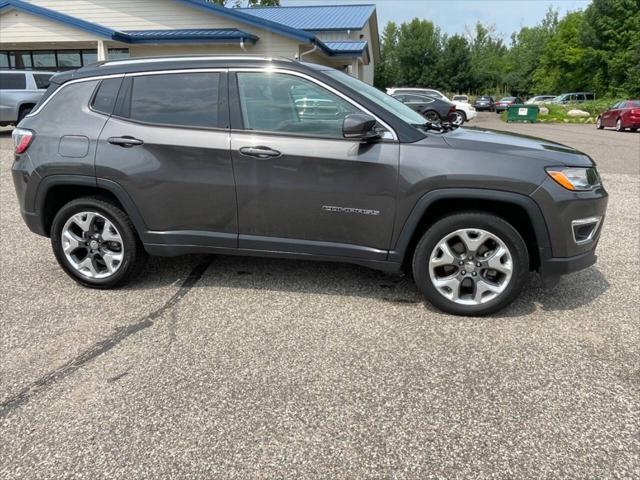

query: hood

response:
[441,127,595,167]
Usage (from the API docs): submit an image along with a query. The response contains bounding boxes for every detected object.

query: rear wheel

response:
[412,212,529,316]
[596,116,604,129]
[51,197,147,288]
[452,110,466,126]
[423,110,441,123]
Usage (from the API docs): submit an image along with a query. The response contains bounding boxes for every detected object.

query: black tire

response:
[422,110,441,123]
[17,106,33,124]
[412,212,529,316]
[51,196,147,289]
[596,116,604,129]
[632,128,638,132]
[615,118,624,132]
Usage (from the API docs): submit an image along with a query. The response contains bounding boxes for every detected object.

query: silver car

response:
[0,70,55,126]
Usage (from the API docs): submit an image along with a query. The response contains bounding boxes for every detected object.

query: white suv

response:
[0,70,55,127]
[387,87,477,126]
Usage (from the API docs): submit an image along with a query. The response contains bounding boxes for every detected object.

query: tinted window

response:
[92,78,123,115]
[237,72,360,138]
[0,53,8,69]
[0,73,26,89]
[628,101,640,108]
[585,93,594,100]
[405,94,433,103]
[129,72,220,128]
[33,73,52,89]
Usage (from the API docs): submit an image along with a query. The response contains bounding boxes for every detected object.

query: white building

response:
[0,0,380,83]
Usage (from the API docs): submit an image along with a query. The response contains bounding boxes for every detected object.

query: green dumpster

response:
[506,104,539,123]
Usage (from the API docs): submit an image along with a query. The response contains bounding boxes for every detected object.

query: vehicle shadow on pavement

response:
[131,254,609,317]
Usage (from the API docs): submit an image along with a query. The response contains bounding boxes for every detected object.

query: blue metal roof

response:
[240,4,375,31]
[125,28,258,44]
[324,41,368,54]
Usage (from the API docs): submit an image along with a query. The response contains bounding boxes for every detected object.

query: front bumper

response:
[531,176,608,285]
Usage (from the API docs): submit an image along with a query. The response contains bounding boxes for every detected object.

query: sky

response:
[281,0,592,40]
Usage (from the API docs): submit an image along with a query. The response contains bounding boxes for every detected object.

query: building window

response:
[0,48,129,71]
[57,51,82,69]
[0,53,8,69]
[82,50,98,65]
[32,51,56,69]
[9,51,32,69]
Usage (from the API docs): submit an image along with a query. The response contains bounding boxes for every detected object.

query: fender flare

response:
[388,188,552,263]
[33,175,149,240]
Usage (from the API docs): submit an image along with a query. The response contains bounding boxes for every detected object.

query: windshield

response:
[324,70,428,126]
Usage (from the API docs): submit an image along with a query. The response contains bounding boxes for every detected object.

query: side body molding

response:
[388,188,552,263]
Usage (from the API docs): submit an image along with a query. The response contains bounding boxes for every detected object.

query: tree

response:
[436,34,473,92]
[466,22,508,93]
[393,19,443,87]
[532,11,588,94]
[581,0,640,96]
[504,8,558,95]
[374,21,399,89]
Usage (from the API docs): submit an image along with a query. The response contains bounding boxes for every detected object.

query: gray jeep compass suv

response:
[11,56,608,316]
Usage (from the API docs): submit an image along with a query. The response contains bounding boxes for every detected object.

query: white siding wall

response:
[18,0,304,58]
[0,10,101,43]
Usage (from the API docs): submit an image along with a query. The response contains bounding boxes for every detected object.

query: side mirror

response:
[343,113,380,141]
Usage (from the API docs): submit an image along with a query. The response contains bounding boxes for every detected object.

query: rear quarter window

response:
[0,73,26,90]
[91,77,123,115]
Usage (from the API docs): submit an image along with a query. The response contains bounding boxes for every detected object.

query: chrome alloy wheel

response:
[428,228,513,305]
[61,211,124,279]
[451,111,465,126]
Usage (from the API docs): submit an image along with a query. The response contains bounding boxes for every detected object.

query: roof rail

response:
[100,54,293,67]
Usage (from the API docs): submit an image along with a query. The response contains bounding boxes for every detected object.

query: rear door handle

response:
[108,136,144,147]
[238,146,281,159]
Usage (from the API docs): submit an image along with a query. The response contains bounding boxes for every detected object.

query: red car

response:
[596,100,640,132]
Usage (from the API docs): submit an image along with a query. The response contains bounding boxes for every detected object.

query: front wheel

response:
[451,110,466,126]
[51,197,148,288]
[616,118,624,132]
[412,212,529,316]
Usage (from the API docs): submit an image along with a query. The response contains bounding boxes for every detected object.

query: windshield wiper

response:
[413,120,456,133]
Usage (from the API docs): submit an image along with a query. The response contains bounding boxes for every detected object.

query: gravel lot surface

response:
[1,117,639,479]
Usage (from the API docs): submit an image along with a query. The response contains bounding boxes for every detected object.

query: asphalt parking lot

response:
[1,116,639,479]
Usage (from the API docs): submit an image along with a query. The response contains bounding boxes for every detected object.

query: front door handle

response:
[238,146,281,159]
[108,136,144,147]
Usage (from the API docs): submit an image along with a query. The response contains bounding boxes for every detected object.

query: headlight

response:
[546,167,601,191]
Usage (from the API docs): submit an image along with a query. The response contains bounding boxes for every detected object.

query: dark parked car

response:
[12,56,608,316]
[596,100,640,132]
[392,93,456,124]
[495,97,524,113]
[473,95,495,111]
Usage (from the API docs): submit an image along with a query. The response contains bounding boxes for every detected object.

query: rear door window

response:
[0,73,26,90]
[127,72,221,128]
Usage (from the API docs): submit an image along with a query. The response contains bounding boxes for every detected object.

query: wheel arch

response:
[389,189,552,271]
[34,175,148,239]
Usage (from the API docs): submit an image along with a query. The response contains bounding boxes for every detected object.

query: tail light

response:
[12,128,34,154]
[631,108,640,116]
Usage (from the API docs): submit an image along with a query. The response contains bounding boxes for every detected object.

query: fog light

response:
[572,216,602,244]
